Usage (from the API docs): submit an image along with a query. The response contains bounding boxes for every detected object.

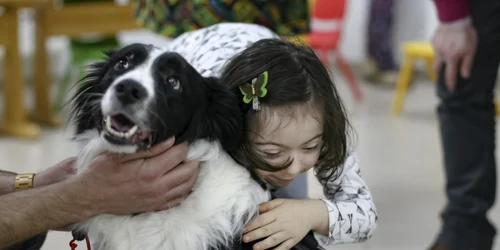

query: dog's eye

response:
[114,58,129,70]
[167,76,180,90]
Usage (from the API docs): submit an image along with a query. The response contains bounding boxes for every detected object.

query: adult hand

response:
[34,158,77,188]
[432,17,478,91]
[75,137,200,217]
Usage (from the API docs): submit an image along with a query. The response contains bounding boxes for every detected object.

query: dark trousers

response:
[367,0,396,71]
[3,233,47,250]
[436,1,500,249]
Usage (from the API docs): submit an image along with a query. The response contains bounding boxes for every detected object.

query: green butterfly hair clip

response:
[239,71,268,111]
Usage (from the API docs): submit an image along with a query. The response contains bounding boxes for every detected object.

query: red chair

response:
[308,0,363,102]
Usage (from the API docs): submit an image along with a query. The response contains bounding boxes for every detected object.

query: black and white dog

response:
[69,43,269,250]
[68,43,320,250]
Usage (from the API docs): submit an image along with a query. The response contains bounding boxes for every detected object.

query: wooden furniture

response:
[39,2,139,37]
[0,0,51,7]
[0,1,141,140]
[34,1,140,123]
[0,0,54,139]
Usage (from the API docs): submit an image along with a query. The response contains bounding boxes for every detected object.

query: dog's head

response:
[69,43,243,153]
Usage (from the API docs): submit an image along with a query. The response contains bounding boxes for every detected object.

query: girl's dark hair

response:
[221,39,353,187]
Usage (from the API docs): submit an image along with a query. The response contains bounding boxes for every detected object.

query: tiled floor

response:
[3,69,500,250]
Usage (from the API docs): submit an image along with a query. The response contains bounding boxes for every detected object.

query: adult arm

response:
[432,0,477,91]
[433,0,470,23]
[0,158,76,196]
[0,178,91,248]
[316,153,378,245]
[0,138,199,248]
[0,170,16,195]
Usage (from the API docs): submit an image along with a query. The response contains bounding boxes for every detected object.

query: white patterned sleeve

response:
[315,153,378,245]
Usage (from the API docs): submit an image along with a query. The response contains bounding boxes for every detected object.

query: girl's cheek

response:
[255,169,268,179]
[303,153,321,172]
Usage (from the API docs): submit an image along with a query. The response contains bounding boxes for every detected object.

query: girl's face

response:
[250,105,323,188]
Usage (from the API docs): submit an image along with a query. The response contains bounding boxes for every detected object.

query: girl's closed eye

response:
[263,151,282,159]
[303,144,319,152]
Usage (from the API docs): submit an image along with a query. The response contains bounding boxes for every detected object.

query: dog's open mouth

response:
[103,114,153,147]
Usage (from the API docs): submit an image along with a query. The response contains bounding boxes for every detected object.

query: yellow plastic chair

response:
[391,41,500,116]
[391,41,436,116]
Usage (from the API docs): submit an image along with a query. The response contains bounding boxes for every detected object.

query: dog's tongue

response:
[111,115,135,132]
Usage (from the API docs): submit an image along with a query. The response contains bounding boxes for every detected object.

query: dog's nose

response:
[114,79,147,104]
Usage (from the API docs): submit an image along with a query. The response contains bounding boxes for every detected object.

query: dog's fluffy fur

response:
[69,44,269,250]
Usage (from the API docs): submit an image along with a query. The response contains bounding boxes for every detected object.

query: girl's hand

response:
[242,198,327,250]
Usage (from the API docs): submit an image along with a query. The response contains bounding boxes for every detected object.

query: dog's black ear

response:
[103,50,116,57]
[197,77,244,152]
[68,55,111,135]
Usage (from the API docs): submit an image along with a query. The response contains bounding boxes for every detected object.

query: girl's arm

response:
[316,153,378,245]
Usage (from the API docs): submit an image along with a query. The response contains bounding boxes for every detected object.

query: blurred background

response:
[0,0,499,250]
[0,0,439,82]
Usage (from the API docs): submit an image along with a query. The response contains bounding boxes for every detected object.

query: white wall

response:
[2,0,440,80]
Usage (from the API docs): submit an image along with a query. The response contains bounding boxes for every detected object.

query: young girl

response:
[165,23,378,250]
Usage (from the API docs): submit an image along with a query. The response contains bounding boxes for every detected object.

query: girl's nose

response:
[286,158,303,176]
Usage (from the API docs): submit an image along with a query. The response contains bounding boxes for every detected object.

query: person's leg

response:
[364,0,397,86]
[4,232,47,250]
[434,2,500,249]
[367,0,396,72]
[363,0,383,82]
[366,0,379,62]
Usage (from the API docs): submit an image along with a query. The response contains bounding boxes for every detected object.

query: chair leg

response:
[425,57,437,82]
[318,49,330,67]
[0,8,40,139]
[32,7,62,127]
[391,55,414,116]
[496,99,500,116]
[333,51,363,102]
